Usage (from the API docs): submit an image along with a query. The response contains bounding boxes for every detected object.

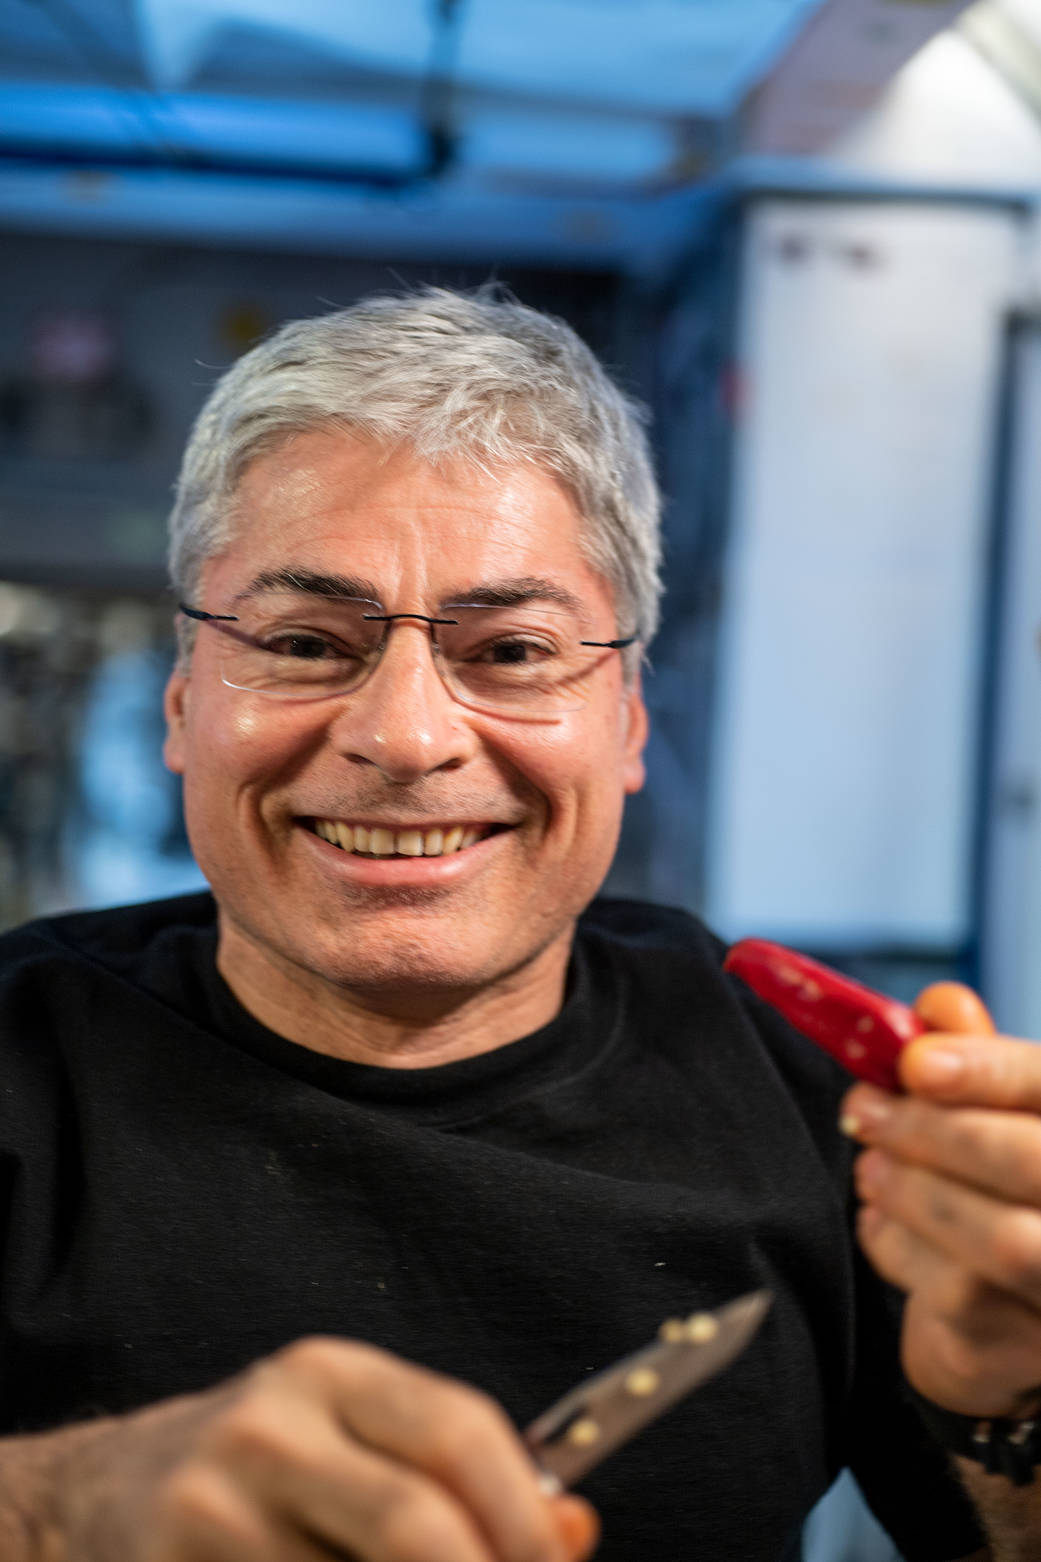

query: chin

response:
[300,920,506,996]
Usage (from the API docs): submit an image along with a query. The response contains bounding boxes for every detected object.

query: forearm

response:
[0,1387,238,1562]
[0,1417,119,1562]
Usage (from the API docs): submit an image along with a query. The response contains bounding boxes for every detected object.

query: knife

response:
[525,1288,772,1492]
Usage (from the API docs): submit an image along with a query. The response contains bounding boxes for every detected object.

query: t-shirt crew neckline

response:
[193,921,621,1126]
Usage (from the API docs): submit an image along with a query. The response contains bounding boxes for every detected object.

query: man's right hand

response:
[21,1337,600,1562]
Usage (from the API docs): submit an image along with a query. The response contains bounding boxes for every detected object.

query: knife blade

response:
[525,1288,772,1491]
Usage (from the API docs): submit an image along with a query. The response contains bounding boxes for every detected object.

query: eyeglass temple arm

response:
[179,604,239,622]
[580,636,639,649]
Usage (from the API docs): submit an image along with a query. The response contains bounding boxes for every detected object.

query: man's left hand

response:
[844,982,1041,1421]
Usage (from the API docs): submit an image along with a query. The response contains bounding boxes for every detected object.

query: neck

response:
[214,920,573,1068]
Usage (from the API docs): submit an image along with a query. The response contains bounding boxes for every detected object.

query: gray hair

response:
[168,287,662,658]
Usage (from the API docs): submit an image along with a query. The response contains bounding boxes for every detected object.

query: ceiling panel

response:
[0,0,991,270]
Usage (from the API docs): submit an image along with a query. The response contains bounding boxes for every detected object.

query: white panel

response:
[981,321,1041,1033]
[827,30,1041,188]
[706,199,1022,946]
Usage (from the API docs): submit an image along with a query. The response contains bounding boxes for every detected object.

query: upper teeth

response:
[313,821,483,856]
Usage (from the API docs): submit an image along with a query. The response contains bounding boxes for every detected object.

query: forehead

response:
[211,429,612,613]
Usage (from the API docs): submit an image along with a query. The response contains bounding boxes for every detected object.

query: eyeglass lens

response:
[211,592,617,714]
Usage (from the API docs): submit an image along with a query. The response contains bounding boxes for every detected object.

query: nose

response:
[326,619,476,782]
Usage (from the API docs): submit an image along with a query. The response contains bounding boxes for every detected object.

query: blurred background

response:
[7,0,1041,1017]
[4,0,1041,1007]
[4,2,1041,1554]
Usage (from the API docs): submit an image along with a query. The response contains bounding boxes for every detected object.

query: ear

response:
[162,669,190,776]
[621,672,649,796]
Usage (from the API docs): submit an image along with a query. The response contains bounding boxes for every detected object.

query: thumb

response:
[912,980,995,1036]
[550,1494,600,1560]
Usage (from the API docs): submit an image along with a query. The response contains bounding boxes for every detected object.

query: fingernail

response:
[914,1047,965,1088]
[839,1091,891,1138]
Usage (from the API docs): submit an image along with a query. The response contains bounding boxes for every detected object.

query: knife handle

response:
[724,938,926,1092]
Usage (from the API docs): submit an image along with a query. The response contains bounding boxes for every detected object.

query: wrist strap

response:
[908,1387,1040,1487]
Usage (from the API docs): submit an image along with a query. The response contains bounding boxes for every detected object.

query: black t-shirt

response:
[0,893,982,1560]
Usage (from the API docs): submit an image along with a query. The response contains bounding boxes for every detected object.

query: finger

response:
[913,982,995,1036]
[205,1388,501,1562]
[855,1210,1041,1416]
[155,1463,271,1561]
[550,1495,601,1562]
[858,1204,1015,1339]
[284,1340,566,1562]
[159,1465,401,1562]
[854,1149,1041,1312]
[159,1479,373,1562]
[842,1086,1041,1207]
[897,1031,1041,1109]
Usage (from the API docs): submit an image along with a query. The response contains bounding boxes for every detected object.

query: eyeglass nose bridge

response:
[361,611,460,633]
[352,610,464,702]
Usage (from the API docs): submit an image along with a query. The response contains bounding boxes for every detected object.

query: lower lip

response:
[297,824,514,886]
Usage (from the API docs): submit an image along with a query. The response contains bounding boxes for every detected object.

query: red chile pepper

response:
[723,938,927,1092]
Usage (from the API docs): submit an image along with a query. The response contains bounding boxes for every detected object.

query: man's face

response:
[164,429,647,1008]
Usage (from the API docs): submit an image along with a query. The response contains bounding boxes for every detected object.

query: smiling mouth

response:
[308,820,510,858]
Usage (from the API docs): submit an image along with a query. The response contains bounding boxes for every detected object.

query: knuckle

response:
[429,1383,514,1463]
[1006,1131,1041,1202]
[934,1266,986,1325]
[446,1380,509,1435]
[274,1333,395,1394]
[156,1463,252,1542]
[897,1099,936,1146]
[927,1322,990,1399]
[155,1464,212,1526]
[374,1488,472,1562]
[205,1397,300,1467]
[944,1112,986,1166]
[989,1210,1041,1295]
[273,1333,350,1375]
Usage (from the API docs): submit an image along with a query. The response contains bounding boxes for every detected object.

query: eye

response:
[263,631,355,662]
[479,635,555,666]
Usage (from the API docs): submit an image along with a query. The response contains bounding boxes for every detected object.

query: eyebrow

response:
[234,568,382,604]
[440,577,586,616]
[233,569,587,618]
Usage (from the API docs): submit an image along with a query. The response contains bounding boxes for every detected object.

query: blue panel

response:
[136,0,434,88]
[0,86,425,170]
[460,0,823,114]
[0,159,709,271]
[0,0,826,267]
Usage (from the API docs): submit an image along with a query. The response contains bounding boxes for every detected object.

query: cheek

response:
[495,708,630,824]
[182,695,319,810]
[224,702,284,754]
[209,697,306,761]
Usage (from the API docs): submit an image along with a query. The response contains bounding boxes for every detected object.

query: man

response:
[0,287,1036,1561]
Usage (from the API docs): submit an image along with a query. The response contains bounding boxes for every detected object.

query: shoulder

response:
[578,897,852,1138]
[0,890,215,958]
[0,891,217,1001]
[0,893,217,1113]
